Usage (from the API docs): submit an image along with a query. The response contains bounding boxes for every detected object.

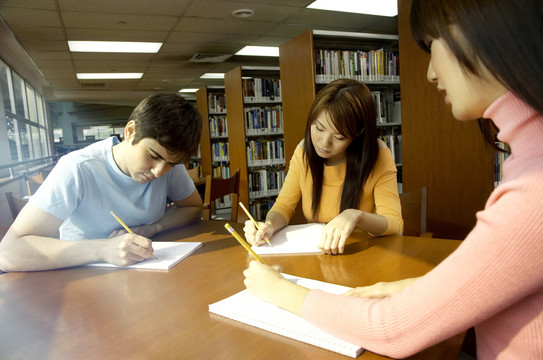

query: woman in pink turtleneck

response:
[243,0,543,358]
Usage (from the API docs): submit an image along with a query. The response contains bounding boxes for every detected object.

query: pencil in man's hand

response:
[110,211,157,259]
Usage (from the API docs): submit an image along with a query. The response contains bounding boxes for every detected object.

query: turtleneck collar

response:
[483,91,543,155]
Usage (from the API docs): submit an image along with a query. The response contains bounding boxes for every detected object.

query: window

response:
[0,58,50,164]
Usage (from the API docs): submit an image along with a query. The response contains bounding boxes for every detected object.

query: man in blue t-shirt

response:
[0,93,203,271]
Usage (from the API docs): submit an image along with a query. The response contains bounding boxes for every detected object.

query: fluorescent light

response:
[68,41,162,53]
[307,0,397,17]
[200,73,225,79]
[77,73,143,79]
[236,46,279,57]
[179,88,198,93]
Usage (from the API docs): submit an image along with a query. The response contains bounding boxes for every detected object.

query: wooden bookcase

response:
[195,86,213,177]
[196,85,235,211]
[279,29,402,179]
[196,86,230,179]
[397,0,494,239]
[224,66,285,220]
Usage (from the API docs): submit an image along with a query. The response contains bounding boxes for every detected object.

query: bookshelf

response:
[225,66,286,220]
[196,86,232,210]
[279,30,402,187]
[398,0,495,239]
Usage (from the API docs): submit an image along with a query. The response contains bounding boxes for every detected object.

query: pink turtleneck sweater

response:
[301,92,543,359]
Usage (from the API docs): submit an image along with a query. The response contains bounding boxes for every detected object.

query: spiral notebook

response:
[209,274,364,358]
[252,223,325,255]
[86,241,202,270]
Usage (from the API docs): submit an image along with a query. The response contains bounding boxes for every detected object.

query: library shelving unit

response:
[225,66,286,221]
[279,30,403,186]
[196,85,232,211]
[397,0,495,239]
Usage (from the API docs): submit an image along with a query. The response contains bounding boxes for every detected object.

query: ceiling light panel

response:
[68,41,163,53]
[236,46,279,57]
[307,0,398,17]
[77,73,143,79]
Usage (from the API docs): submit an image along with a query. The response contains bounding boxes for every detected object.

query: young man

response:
[0,93,203,272]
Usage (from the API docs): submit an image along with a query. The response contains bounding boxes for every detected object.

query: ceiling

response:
[0,0,398,106]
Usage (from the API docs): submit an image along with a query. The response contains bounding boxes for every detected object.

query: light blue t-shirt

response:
[30,137,195,240]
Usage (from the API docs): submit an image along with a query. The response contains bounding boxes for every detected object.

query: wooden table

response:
[0,221,464,359]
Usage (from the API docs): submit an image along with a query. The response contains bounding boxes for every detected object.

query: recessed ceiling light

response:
[179,88,198,93]
[76,73,143,79]
[236,46,279,57]
[232,8,255,18]
[200,73,225,79]
[307,0,397,17]
[68,41,162,53]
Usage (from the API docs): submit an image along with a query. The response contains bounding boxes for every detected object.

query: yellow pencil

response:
[110,211,157,259]
[239,202,272,247]
[224,223,267,265]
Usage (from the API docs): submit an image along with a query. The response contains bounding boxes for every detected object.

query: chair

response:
[25,172,44,196]
[399,186,432,237]
[5,192,28,221]
[187,166,200,182]
[203,170,240,222]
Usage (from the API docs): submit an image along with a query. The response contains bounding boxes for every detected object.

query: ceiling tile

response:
[61,11,178,31]
[0,8,60,26]
[58,0,190,16]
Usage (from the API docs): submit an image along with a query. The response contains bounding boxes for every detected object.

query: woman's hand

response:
[243,261,286,303]
[319,209,361,254]
[243,220,274,246]
[243,261,309,315]
[343,277,419,298]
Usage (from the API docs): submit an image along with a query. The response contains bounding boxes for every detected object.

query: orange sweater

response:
[270,142,403,235]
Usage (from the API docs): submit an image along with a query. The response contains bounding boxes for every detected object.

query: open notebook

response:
[86,241,202,270]
[209,274,364,358]
[252,223,325,255]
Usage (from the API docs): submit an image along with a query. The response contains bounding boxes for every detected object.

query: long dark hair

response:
[303,79,379,219]
[410,0,543,149]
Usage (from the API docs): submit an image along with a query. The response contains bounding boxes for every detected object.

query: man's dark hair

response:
[129,93,202,163]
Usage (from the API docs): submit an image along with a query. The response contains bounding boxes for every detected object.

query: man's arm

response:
[0,203,154,272]
[129,189,203,237]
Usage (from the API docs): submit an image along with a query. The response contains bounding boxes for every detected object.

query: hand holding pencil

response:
[110,211,157,259]
[239,202,272,247]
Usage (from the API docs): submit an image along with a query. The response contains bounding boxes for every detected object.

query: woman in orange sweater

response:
[244,79,403,254]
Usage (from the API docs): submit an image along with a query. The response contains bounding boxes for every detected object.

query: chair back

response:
[25,173,44,196]
[203,170,240,222]
[187,166,200,182]
[399,186,432,237]
[5,192,28,221]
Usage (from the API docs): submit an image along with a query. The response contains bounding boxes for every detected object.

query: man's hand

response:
[102,232,154,266]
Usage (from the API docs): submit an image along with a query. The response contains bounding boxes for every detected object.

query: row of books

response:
[243,78,282,102]
[212,141,229,162]
[247,139,285,167]
[209,115,228,137]
[248,199,276,221]
[314,48,400,83]
[212,163,231,179]
[215,195,233,210]
[379,134,402,165]
[372,91,388,124]
[208,93,226,113]
[494,142,510,188]
[245,105,284,135]
[248,168,287,199]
